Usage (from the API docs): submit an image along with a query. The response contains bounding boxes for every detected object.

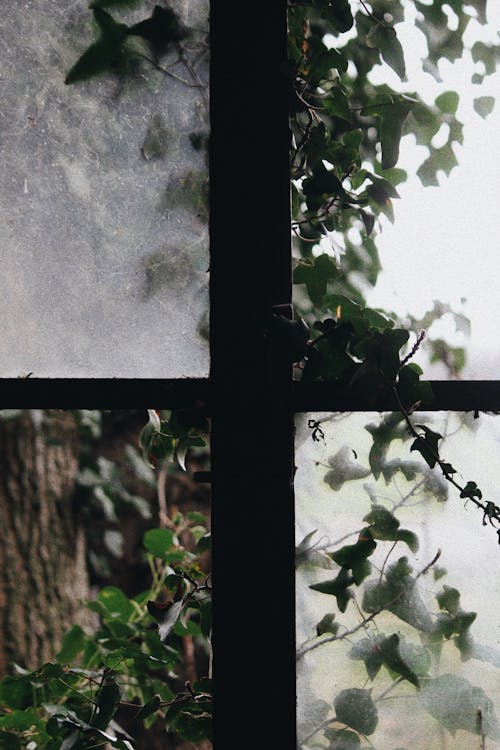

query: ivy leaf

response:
[93,679,121,730]
[366,24,406,80]
[363,505,419,552]
[143,528,175,557]
[136,693,162,720]
[293,255,339,307]
[349,636,384,680]
[65,9,129,84]
[474,96,495,119]
[334,688,378,735]
[323,728,361,749]
[316,613,339,637]
[320,0,354,33]
[378,633,420,687]
[324,445,371,490]
[459,481,482,501]
[362,558,435,633]
[324,88,352,122]
[57,625,86,664]
[330,529,376,570]
[410,425,442,468]
[379,98,414,169]
[436,585,460,616]
[435,90,459,114]
[420,675,500,739]
[147,599,183,641]
[295,530,334,569]
[309,568,354,612]
[127,5,188,59]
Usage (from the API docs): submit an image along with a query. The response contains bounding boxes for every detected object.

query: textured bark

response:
[0,410,90,673]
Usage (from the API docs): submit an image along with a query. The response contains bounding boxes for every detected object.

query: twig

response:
[400,330,426,368]
[157,460,176,531]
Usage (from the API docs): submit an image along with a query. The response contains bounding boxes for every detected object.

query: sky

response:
[361,3,500,378]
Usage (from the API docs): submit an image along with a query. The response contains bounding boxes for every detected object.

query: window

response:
[2,2,500,749]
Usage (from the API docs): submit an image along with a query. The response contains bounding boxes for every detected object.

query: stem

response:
[57,678,97,706]
[393,385,497,525]
[299,716,337,746]
[157,460,176,530]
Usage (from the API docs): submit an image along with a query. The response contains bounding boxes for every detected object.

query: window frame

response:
[2,2,500,749]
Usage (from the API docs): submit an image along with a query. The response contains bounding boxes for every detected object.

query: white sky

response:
[361,3,500,378]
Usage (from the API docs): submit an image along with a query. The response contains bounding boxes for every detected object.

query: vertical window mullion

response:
[210,2,296,747]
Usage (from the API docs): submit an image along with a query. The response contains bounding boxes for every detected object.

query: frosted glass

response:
[296,411,500,749]
[0,1,209,377]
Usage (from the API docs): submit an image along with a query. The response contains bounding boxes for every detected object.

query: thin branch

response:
[299,715,338,747]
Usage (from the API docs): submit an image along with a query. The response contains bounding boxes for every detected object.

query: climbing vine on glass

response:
[296,412,500,749]
[286,0,500,541]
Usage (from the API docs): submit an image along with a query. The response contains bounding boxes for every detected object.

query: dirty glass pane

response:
[296,411,500,749]
[0,2,209,377]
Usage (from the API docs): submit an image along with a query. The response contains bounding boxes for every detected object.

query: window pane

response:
[0,408,212,744]
[362,9,500,379]
[1,3,209,377]
[296,411,500,749]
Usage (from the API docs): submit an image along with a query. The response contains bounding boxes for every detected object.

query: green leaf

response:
[320,0,354,33]
[349,637,384,680]
[362,558,435,633]
[366,24,406,80]
[436,585,460,616]
[316,613,339,637]
[0,732,21,749]
[32,663,65,679]
[137,693,162,720]
[324,728,361,748]
[325,88,352,122]
[435,91,459,114]
[420,674,500,739]
[309,568,354,612]
[363,505,419,552]
[293,255,339,307]
[379,98,414,169]
[410,425,442,468]
[143,528,175,557]
[127,5,188,59]
[334,688,378,735]
[378,633,420,687]
[65,9,129,84]
[474,96,495,118]
[92,679,121,730]
[330,529,376,569]
[96,587,135,622]
[197,532,211,553]
[0,677,32,711]
[460,481,482,500]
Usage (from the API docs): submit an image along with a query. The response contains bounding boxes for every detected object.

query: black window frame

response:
[2,3,500,749]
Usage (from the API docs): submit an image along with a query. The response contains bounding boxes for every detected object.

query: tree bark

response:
[0,410,90,673]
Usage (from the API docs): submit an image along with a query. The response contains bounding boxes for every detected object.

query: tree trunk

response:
[0,410,90,673]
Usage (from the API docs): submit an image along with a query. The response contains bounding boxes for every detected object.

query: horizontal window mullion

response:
[292,381,500,413]
[0,378,209,409]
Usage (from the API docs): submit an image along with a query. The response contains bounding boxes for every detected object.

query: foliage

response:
[290,1,500,748]
[0,412,211,749]
[287,0,500,540]
[296,412,500,748]
[2,0,500,747]
[289,0,496,375]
